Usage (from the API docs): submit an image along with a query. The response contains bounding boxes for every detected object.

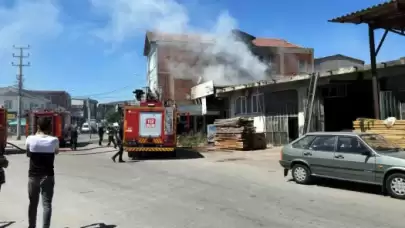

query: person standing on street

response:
[98,123,104,146]
[106,126,117,148]
[25,117,59,228]
[111,121,125,163]
[0,152,8,192]
[70,124,78,151]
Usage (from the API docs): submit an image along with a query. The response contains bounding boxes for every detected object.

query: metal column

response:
[368,25,380,119]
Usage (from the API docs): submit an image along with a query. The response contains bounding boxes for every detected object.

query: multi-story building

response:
[0,87,51,115]
[143,30,314,106]
[26,90,71,110]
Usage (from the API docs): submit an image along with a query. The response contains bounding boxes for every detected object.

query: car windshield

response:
[360,134,402,152]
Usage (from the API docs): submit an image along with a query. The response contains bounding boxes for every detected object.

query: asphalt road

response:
[1,146,405,228]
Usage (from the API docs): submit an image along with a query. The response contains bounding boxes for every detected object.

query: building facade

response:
[71,98,98,124]
[216,57,405,146]
[0,87,51,114]
[315,54,364,72]
[143,30,314,106]
[26,90,71,110]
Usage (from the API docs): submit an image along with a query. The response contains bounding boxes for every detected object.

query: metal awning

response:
[329,0,405,32]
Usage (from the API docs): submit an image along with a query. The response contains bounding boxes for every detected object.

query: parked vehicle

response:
[279,132,405,199]
[81,123,90,133]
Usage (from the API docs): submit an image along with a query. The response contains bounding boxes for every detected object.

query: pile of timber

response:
[353,118,405,148]
[213,117,265,150]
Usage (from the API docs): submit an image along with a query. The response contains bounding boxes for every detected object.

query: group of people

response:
[97,122,125,163]
[0,118,126,228]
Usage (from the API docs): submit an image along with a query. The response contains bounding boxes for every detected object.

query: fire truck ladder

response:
[303,72,320,134]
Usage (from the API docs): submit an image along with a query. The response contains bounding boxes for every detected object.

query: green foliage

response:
[177,132,206,147]
[105,109,121,123]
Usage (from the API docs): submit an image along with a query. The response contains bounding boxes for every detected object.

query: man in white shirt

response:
[26,117,59,228]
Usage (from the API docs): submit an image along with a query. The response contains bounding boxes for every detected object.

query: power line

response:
[75,85,133,98]
[12,45,30,140]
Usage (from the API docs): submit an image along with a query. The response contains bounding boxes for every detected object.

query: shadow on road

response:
[80,223,116,228]
[289,177,383,196]
[130,147,204,161]
[0,221,15,228]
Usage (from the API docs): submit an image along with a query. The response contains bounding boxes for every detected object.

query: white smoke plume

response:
[90,0,269,86]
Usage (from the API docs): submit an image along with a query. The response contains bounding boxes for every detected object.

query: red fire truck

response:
[0,107,7,154]
[25,109,72,147]
[123,88,184,159]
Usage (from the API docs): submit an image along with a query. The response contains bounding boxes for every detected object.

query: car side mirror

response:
[361,150,372,156]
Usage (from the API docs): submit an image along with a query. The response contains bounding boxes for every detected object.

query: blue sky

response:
[0,0,402,102]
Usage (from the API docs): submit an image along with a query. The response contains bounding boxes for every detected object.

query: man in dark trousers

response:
[0,151,8,192]
[70,125,78,151]
[106,126,117,148]
[25,117,59,228]
[98,123,104,146]
[111,121,124,163]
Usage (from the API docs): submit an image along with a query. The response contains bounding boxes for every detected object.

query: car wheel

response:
[292,164,312,185]
[386,173,405,199]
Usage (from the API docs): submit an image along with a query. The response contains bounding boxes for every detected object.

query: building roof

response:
[252,38,301,48]
[315,54,365,65]
[0,86,50,102]
[329,0,405,30]
[216,57,405,95]
[144,30,305,56]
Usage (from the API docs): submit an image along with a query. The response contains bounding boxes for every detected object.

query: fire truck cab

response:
[0,107,7,154]
[25,109,72,147]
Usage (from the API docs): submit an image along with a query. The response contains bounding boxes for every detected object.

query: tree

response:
[105,109,121,123]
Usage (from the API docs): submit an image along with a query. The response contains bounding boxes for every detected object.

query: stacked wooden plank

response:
[353,118,405,148]
[213,117,255,150]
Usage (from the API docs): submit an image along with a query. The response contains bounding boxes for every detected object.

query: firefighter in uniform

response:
[106,125,117,148]
[111,121,124,163]
[98,123,105,146]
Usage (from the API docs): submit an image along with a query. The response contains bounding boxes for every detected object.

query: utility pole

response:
[12,45,30,140]
[87,98,92,139]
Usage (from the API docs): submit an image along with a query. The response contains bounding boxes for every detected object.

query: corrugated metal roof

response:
[329,0,405,29]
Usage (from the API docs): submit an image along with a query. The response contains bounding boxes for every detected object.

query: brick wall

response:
[157,45,200,104]
[283,53,313,75]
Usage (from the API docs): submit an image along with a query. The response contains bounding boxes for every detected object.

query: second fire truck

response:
[25,109,72,147]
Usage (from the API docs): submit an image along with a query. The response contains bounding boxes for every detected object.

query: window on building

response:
[30,103,36,110]
[251,93,264,113]
[235,96,247,115]
[4,100,13,109]
[298,60,308,73]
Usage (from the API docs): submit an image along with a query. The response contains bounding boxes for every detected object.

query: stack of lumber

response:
[353,118,405,148]
[213,117,255,150]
